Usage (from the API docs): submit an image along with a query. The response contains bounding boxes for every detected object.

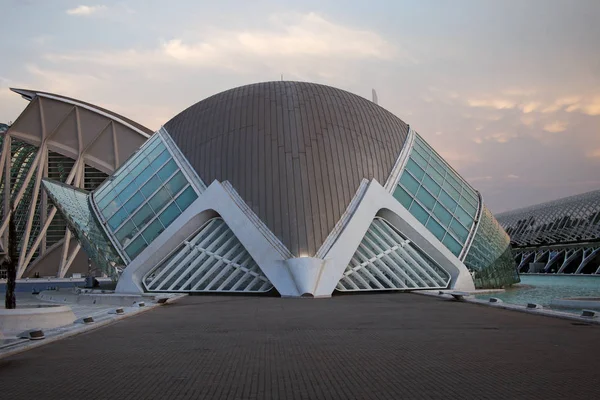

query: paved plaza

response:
[1,293,599,399]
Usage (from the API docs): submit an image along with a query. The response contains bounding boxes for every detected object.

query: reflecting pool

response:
[475,274,600,312]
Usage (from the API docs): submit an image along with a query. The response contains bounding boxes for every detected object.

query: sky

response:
[1,0,599,214]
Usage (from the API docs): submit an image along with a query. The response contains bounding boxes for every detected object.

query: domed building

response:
[42,81,519,297]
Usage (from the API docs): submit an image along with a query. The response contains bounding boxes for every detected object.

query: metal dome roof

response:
[164,81,409,257]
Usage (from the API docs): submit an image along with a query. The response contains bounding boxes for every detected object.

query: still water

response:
[474,274,600,309]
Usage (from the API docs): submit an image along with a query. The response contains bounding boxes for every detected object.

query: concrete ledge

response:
[38,290,152,307]
[550,297,600,311]
[0,294,187,360]
[415,291,600,326]
[0,305,76,336]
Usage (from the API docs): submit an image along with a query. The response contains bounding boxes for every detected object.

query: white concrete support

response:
[116,179,475,297]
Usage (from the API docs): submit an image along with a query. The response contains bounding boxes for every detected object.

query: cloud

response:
[520,102,540,113]
[566,96,600,116]
[473,137,483,144]
[543,120,568,133]
[485,132,517,143]
[587,149,600,158]
[66,5,107,16]
[467,98,516,110]
[506,174,519,179]
[47,12,398,72]
[467,175,493,182]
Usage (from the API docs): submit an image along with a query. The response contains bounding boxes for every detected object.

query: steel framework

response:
[497,189,600,274]
[0,89,149,278]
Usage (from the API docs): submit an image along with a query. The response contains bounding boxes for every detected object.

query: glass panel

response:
[439,190,458,213]
[427,165,444,185]
[175,186,198,211]
[116,220,139,244]
[454,205,473,227]
[148,186,172,212]
[118,182,138,204]
[165,171,187,196]
[432,203,452,227]
[409,201,429,225]
[123,192,144,214]
[159,202,181,227]
[411,152,427,169]
[422,174,441,197]
[399,172,419,195]
[393,185,413,209]
[125,235,147,259]
[142,218,164,243]
[459,196,477,217]
[157,160,178,182]
[149,149,170,170]
[449,218,469,243]
[108,207,129,231]
[141,175,162,198]
[416,187,436,211]
[426,218,445,241]
[406,159,425,181]
[132,204,154,228]
[442,234,462,256]
[442,180,460,200]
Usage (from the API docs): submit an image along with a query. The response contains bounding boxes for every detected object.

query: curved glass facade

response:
[463,205,520,288]
[392,133,479,257]
[42,179,124,278]
[92,132,199,261]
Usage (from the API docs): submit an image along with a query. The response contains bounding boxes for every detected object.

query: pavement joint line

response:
[0,294,187,360]
[413,291,600,326]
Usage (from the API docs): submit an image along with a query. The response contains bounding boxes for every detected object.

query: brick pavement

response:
[0,293,599,399]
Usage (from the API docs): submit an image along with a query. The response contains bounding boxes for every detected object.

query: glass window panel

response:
[393,185,413,209]
[134,162,154,188]
[406,159,425,181]
[108,207,129,231]
[446,173,462,193]
[147,142,166,161]
[464,191,479,208]
[142,218,164,243]
[125,235,147,259]
[410,151,427,169]
[165,171,187,196]
[148,186,172,213]
[149,150,170,171]
[132,204,155,228]
[429,156,446,176]
[439,190,458,213]
[141,175,162,198]
[442,180,460,200]
[442,234,462,256]
[413,142,429,160]
[116,220,139,244]
[118,181,138,204]
[422,174,441,197]
[426,218,445,241]
[458,196,477,217]
[157,160,178,182]
[409,201,429,225]
[159,202,180,227]
[123,191,144,214]
[432,203,452,227]
[101,198,121,220]
[449,218,469,243]
[175,186,198,211]
[454,205,473,227]
[416,187,436,211]
[427,165,444,185]
[399,172,420,195]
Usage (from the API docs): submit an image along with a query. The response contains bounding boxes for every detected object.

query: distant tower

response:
[372,89,378,105]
